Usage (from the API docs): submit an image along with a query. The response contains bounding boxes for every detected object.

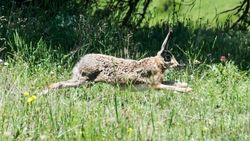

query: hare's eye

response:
[164,52,172,62]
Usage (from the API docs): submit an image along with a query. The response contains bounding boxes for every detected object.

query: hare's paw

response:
[152,83,192,93]
[174,82,188,88]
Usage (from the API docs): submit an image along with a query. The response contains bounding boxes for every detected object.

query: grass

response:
[149,0,240,26]
[0,1,249,139]
[0,48,249,140]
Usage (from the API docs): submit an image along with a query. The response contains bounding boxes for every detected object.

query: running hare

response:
[45,30,192,93]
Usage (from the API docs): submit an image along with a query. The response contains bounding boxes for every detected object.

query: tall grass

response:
[1,23,250,140]
[0,52,249,140]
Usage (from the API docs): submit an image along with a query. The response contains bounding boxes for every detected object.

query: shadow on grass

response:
[134,22,250,70]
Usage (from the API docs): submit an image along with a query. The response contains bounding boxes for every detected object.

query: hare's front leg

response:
[162,81,188,88]
[152,83,192,93]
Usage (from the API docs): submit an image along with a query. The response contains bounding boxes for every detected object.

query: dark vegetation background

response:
[0,0,250,69]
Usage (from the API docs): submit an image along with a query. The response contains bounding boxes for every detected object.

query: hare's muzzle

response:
[177,63,185,67]
[176,64,186,69]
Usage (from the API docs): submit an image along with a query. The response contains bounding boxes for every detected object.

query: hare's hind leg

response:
[42,78,87,94]
[48,78,87,90]
[152,83,192,93]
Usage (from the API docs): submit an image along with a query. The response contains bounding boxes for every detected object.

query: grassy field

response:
[0,53,249,140]
[149,0,239,26]
[0,0,249,140]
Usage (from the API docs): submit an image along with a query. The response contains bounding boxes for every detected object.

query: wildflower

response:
[40,134,47,140]
[23,91,29,96]
[127,127,133,134]
[202,126,208,132]
[27,95,37,103]
[220,56,227,63]
[3,62,9,66]
[3,131,12,137]
[50,71,55,75]
[193,59,201,64]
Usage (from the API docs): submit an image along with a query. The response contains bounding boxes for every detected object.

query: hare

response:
[44,30,192,93]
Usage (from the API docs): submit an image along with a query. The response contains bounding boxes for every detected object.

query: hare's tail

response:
[41,79,86,94]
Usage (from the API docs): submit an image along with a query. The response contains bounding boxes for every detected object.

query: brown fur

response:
[44,30,192,93]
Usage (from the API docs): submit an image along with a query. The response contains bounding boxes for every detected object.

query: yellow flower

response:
[127,127,133,134]
[23,92,29,96]
[27,95,37,103]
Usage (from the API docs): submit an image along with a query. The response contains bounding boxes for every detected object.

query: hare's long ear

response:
[157,29,173,56]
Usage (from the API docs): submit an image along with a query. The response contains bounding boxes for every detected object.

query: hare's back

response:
[75,54,137,70]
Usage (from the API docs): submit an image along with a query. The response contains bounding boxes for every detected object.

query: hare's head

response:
[157,29,179,68]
